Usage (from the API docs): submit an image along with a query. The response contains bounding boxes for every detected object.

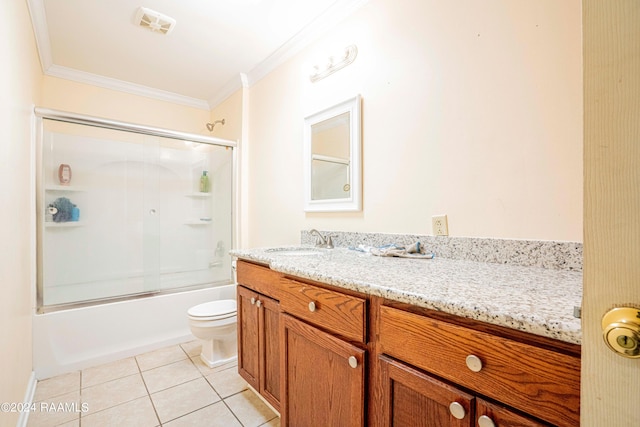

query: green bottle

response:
[199,171,210,192]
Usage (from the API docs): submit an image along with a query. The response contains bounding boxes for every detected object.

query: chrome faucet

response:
[309,229,334,249]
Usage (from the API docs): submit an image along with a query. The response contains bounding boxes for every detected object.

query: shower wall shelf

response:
[184,220,213,225]
[45,221,85,228]
[186,192,212,225]
[45,185,87,192]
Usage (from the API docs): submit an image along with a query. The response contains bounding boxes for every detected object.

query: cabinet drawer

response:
[236,260,281,300]
[279,277,366,343]
[379,306,580,427]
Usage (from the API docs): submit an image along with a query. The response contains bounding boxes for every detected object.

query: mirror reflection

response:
[311,111,351,200]
[303,95,361,212]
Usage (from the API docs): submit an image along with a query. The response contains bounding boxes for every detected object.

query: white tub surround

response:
[33,284,236,379]
[231,236,582,345]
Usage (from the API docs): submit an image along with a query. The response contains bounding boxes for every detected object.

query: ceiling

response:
[27,0,368,110]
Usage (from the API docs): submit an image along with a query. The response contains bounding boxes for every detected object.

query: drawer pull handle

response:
[465,354,483,372]
[250,297,256,305]
[348,356,358,369]
[478,415,496,427]
[308,301,316,312]
[256,300,262,308]
[448,402,466,420]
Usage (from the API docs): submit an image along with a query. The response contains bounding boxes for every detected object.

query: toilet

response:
[188,299,238,368]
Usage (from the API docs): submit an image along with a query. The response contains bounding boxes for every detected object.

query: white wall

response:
[210,88,249,248]
[243,0,583,247]
[41,76,213,135]
[0,0,42,425]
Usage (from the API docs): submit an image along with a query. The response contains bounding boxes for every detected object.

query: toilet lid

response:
[188,299,236,318]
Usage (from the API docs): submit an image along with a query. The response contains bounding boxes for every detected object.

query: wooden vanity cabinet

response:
[237,260,368,424]
[236,260,580,427]
[281,313,366,426]
[377,304,580,427]
[380,355,550,427]
[380,355,475,427]
[279,277,368,426]
[237,262,282,412]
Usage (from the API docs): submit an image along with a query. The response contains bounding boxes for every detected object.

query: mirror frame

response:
[303,94,362,212]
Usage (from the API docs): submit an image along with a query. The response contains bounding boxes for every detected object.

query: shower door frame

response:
[34,107,239,313]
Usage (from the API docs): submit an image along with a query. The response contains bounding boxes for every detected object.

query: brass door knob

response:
[602,307,640,358]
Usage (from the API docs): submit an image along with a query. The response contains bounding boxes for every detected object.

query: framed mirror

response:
[303,95,362,212]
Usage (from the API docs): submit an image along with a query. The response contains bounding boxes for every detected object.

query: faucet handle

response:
[326,236,334,249]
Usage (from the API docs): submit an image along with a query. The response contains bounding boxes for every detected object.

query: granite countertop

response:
[231,246,583,345]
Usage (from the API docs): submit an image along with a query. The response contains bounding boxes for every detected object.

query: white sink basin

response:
[265,247,325,256]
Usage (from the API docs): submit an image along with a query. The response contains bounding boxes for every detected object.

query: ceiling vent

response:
[135,7,176,35]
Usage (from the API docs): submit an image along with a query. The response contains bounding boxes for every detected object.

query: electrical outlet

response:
[432,214,449,236]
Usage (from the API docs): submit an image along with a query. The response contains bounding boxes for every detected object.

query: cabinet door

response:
[379,355,474,427]
[281,314,365,427]
[238,285,260,391]
[476,399,551,427]
[259,294,280,411]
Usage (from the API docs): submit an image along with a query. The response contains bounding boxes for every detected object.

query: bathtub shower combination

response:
[33,108,237,378]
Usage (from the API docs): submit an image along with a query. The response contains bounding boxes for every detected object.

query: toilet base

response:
[198,333,238,368]
[200,353,238,369]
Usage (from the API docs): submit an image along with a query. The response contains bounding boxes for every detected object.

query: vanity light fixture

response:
[309,44,358,83]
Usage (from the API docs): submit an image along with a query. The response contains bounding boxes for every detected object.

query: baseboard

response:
[246,383,280,418]
[16,371,37,427]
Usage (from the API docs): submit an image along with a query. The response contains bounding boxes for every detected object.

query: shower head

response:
[206,119,225,131]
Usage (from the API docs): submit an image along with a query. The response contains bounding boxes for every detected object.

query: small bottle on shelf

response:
[199,171,210,192]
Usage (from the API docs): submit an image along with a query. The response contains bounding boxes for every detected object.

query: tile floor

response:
[27,341,280,427]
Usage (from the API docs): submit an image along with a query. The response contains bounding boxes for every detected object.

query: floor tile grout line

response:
[136,353,163,427]
[78,359,157,425]
[220,394,247,427]
[32,341,278,427]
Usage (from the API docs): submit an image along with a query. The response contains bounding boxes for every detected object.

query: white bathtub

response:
[33,284,236,379]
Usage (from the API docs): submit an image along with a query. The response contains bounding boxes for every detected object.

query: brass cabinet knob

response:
[308,301,316,312]
[478,415,496,427]
[465,354,483,372]
[602,307,640,358]
[449,402,466,420]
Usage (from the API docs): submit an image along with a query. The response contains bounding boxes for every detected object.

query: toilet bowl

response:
[188,299,237,368]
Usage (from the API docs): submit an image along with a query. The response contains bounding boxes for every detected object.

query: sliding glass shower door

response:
[37,118,234,311]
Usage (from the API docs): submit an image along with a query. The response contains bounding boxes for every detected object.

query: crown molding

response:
[26,0,53,70]
[27,0,210,110]
[208,74,249,108]
[27,0,369,111]
[46,65,211,110]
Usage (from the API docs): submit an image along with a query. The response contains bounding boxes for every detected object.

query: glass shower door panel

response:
[42,124,130,305]
[156,140,234,290]
[142,136,161,293]
[39,120,233,309]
